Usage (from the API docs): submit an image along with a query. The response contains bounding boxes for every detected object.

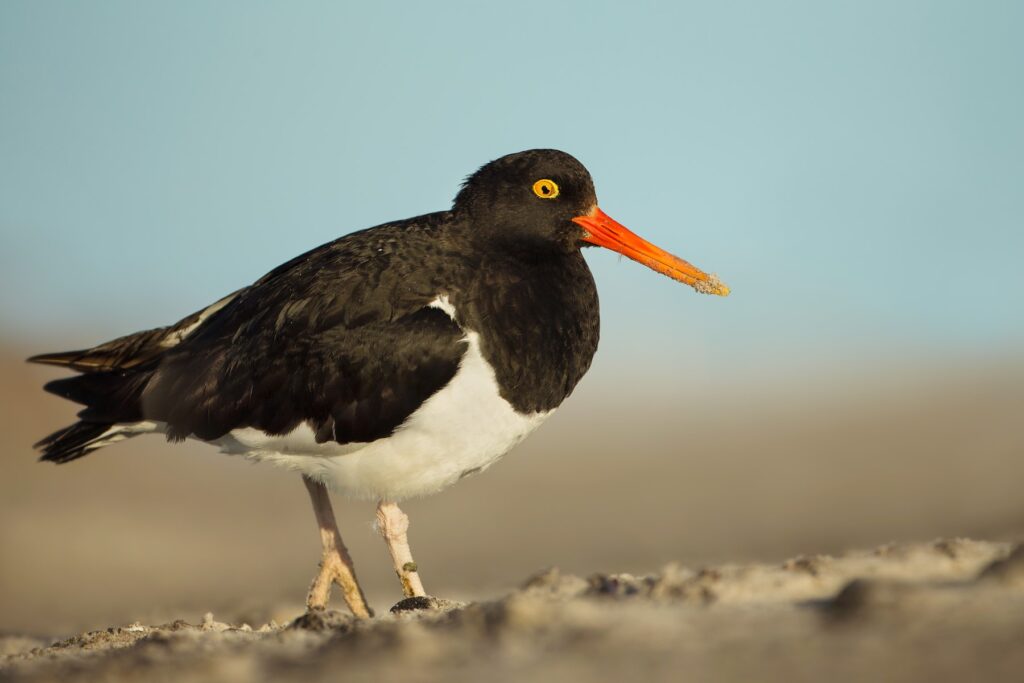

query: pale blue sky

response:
[2,1,1022,384]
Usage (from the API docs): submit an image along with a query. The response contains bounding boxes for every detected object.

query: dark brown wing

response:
[33,211,469,457]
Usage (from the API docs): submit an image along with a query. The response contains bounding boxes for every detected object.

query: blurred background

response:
[1,1,1022,635]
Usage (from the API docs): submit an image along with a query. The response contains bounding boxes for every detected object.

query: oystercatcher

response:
[30,149,728,617]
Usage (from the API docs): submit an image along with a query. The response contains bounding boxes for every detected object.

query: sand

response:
[3,538,1024,682]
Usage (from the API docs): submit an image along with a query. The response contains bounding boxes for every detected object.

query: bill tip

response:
[694,274,730,297]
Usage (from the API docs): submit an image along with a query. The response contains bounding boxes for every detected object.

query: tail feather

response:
[35,422,127,464]
[42,370,149,422]
[32,357,156,464]
[29,293,245,463]
[27,349,93,368]
[28,327,171,373]
[27,290,242,374]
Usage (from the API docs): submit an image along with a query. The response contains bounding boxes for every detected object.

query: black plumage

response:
[32,149,604,462]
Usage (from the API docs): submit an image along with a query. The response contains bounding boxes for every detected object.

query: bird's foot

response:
[307,553,374,618]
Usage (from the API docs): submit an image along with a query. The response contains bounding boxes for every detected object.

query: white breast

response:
[212,297,553,501]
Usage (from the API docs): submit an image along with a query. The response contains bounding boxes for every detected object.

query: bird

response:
[30,149,729,618]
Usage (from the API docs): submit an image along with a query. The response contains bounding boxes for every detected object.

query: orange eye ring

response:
[532,179,559,199]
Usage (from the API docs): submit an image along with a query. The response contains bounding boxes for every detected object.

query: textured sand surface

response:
[4,539,1024,683]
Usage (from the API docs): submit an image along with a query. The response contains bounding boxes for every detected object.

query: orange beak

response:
[572,207,730,296]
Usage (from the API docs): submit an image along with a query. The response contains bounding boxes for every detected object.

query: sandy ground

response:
[3,538,1024,682]
[2,347,1024,680]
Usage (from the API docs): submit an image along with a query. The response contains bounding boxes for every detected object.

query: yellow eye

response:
[532,178,559,199]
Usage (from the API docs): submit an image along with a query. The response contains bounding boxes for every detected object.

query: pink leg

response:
[376,501,426,598]
[303,475,372,618]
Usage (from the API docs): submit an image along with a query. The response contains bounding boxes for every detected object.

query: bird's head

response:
[453,149,729,296]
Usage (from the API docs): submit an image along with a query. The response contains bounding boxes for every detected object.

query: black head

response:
[452,148,730,296]
[453,149,597,252]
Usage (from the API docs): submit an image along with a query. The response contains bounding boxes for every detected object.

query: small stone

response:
[520,567,589,598]
[288,608,355,632]
[782,555,827,576]
[390,596,466,614]
[823,578,916,621]
[586,572,650,598]
[977,544,1024,586]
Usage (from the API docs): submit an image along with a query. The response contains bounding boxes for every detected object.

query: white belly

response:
[212,329,553,501]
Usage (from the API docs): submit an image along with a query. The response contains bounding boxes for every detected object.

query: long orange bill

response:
[572,207,730,296]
